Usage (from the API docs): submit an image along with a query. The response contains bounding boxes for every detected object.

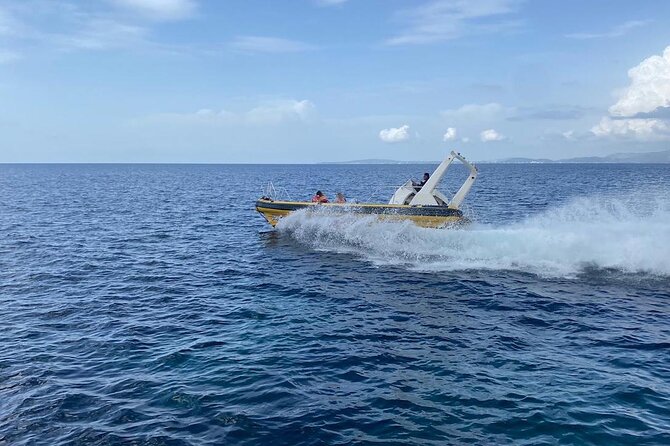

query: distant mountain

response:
[563,149,670,163]
[494,157,554,164]
[321,149,670,165]
[494,149,670,164]
[320,159,436,164]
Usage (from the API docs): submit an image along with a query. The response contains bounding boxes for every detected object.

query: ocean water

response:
[1,163,669,445]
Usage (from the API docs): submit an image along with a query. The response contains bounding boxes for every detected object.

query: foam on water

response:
[277,193,670,277]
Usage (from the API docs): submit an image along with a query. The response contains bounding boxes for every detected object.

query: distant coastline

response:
[319,159,433,165]
[321,149,670,164]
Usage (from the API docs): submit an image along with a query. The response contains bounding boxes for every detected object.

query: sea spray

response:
[277,193,670,277]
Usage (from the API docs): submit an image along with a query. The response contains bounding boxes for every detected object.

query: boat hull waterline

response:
[255,199,465,228]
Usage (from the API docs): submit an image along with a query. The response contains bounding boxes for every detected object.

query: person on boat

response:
[335,192,346,204]
[413,173,430,190]
[311,191,329,203]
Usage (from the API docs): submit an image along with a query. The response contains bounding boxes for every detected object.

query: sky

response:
[1,0,670,163]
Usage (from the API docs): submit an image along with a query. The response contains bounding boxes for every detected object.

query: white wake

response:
[276,193,670,278]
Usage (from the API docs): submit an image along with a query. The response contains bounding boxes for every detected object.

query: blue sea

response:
[1,163,669,445]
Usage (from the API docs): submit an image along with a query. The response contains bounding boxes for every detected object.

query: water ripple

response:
[0,164,669,445]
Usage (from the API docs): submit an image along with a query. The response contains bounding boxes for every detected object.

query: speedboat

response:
[255,150,477,228]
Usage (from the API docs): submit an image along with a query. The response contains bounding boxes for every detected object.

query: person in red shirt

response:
[311,191,329,203]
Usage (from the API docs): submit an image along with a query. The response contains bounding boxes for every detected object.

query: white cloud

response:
[441,102,509,121]
[509,105,592,121]
[0,49,20,63]
[144,100,318,126]
[566,20,649,40]
[55,19,148,51]
[608,46,670,118]
[591,46,670,141]
[245,100,317,123]
[315,0,349,6]
[462,137,470,143]
[562,130,575,140]
[440,104,511,143]
[480,128,505,142]
[387,0,523,45]
[591,117,670,141]
[540,129,593,142]
[442,127,457,141]
[0,7,20,37]
[111,0,197,21]
[230,36,316,53]
[379,125,411,143]
[0,1,188,56]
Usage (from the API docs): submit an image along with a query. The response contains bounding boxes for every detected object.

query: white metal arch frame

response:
[388,150,478,209]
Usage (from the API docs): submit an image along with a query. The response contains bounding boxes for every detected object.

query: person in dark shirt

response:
[413,173,430,190]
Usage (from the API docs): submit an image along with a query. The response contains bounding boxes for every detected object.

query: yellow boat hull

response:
[255,199,464,228]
